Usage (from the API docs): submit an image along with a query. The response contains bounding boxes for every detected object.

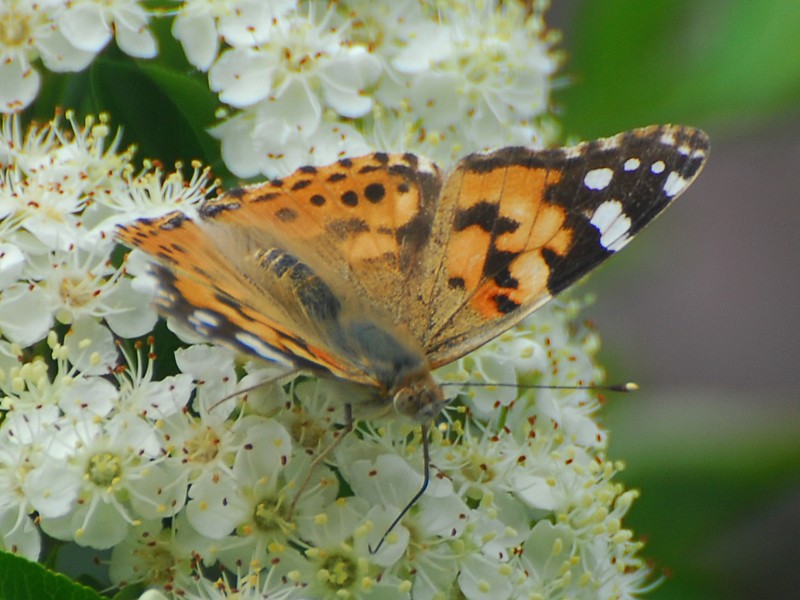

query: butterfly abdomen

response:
[255,247,342,323]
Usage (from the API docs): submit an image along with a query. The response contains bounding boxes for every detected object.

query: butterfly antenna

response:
[440,381,638,393]
[369,423,431,554]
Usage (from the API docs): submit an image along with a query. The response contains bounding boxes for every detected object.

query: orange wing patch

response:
[201,153,441,270]
[417,156,571,365]
[447,165,570,320]
[197,153,443,326]
[117,213,368,382]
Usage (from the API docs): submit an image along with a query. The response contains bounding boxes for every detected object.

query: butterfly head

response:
[391,368,445,423]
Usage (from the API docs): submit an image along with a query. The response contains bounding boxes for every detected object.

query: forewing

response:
[117,212,368,379]
[416,125,709,367]
[117,153,446,391]
[199,153,443,325]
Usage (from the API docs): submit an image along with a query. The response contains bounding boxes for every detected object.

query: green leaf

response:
[0,551,105,600]
[604,390,800,600]
[88,57,220,170]
[556,0,800,138]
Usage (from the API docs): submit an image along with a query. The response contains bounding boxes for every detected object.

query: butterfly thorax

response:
[390,366,445,422]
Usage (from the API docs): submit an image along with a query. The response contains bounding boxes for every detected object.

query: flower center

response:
[87,452,122,487]
[318,552,357,589]
[0,9,30,48]
[462,456,496,485]
[59,276,94,309]
[253,497,288,534]
[185,426,220,464]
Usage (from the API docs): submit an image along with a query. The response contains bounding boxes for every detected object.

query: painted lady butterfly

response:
[118,124,708,424]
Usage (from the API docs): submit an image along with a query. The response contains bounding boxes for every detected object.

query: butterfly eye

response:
[391,386,416,418]
[391,373,444,422]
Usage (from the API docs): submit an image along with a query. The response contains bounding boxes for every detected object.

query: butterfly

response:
[117,125,708,546]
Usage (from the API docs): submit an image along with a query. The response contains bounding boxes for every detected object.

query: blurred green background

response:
[550,2,800,599]
[27,1,800,598]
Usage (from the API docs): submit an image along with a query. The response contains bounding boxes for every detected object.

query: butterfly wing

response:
[117,212,356,378]
[414,125,709,367]
[117,154,446,395]
[197,153,443,325]
[118,126,708,391]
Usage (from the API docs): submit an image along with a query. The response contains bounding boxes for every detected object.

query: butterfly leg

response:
[287,403,355,518]
[368,422,431,554]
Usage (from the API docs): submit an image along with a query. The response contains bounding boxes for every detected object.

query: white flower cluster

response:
[0,2,651,599]
[174,0,559,177]
[0,0,156,111]
[0,111,210,553]
[0,113,651,598]
[2,1,557,177]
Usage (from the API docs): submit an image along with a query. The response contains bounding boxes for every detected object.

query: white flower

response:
[58,0,157,58]
[0,282,56,346]
[0,242,25,289]
[31,411,182,549]
[213,102,370,178]
[341,449,469,563]
[172,0,297,70]
[115,339,194,421]
[203,4,382,176]
[0,2,157,111]
[0,442,42,559]
[183,416,331,572]
[0,1,86,111]
[108,519,195,590]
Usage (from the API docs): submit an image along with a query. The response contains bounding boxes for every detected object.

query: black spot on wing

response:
[364,182,386,203]
[200,201,239,218]
[448,277,466,290]
[341,190,358,206]
[251,191,281,202]
[291,179,312,191]
[159,213,190,229]
[454,201,519,234]
[394,167,441,268]
[493,294,520,314]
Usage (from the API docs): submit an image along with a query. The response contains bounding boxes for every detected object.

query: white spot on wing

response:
[623,158,640,171]
[651,160,666,174]
[590,200,632,251]
[416,156,438,175]
[599,135,621,150]
[584,167,614,190]
[663,171,690,197]
[235,332,292,365]
[191,310,220,328]
[660,131,676,146]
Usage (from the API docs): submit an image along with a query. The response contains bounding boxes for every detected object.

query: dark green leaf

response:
[557,0,800,138]
[0,551,105,600]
